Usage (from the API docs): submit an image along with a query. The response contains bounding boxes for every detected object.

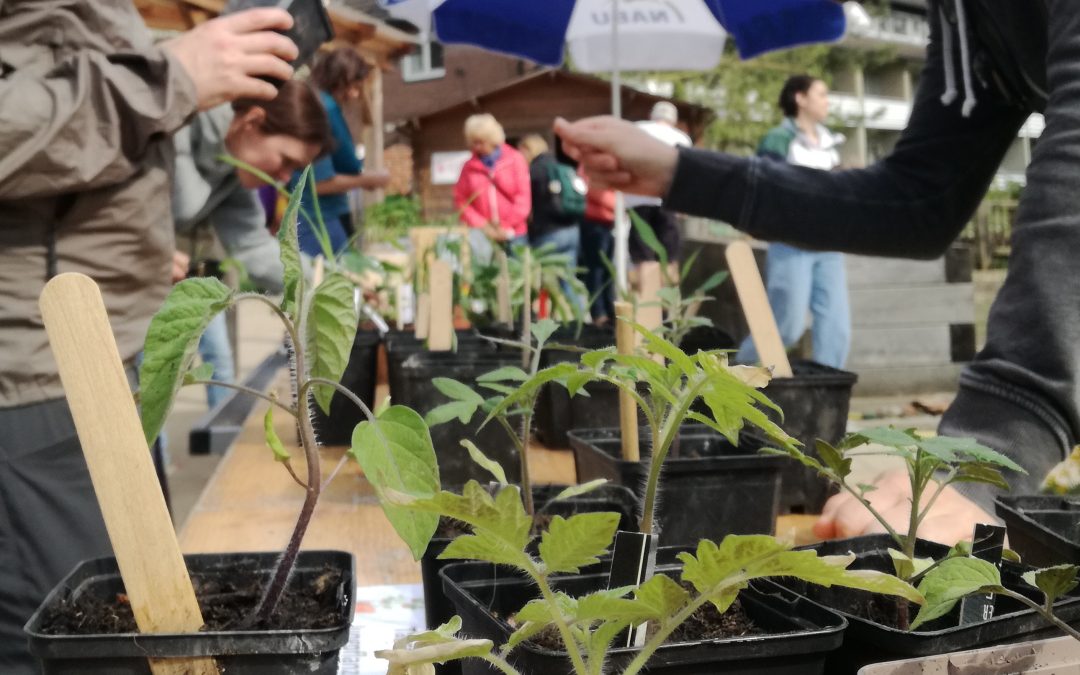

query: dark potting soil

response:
[515,595,763,652]
[38,566,344,635]
[834,588,921,630]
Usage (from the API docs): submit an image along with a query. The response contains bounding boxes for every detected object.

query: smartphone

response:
[223,0,334,78]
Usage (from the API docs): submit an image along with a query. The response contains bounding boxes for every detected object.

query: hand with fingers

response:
[553,116,680,198]
[163,8,299,110]
[812,469,998,546]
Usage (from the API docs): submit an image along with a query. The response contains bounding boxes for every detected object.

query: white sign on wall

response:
[431,151,472,185]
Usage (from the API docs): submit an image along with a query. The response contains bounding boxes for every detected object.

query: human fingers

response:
[218,7,294,34]
[239,53,295,84]
[235,30,299,61]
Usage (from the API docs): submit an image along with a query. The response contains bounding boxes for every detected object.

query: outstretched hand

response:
[553,116,679,198]
[812,469,999,545]
[163,8,299,109]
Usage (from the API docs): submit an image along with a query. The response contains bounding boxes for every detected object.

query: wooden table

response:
[179,374,819,587]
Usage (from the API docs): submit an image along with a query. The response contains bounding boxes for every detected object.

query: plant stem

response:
[621,591,714,675]
[282,461,309,489]
[640,377,706,535]
[481,653,524,675]
[835,478,905,549]
[912,469,957,542]
[187,379,297,416]
[529,566,588,675]
[520,250,534,516]
[997,589,1080,641]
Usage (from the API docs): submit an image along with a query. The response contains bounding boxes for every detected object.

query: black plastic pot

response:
[24,550,354,674]
[775,534,1080,675]
[569,425,783,546]
[388,347,522,487]
[996,495,1080,567]
[311,329,380,446]
[753,360,857,515]
[421,485,640,640]
[535,326,734,448]
[441,561,845,675]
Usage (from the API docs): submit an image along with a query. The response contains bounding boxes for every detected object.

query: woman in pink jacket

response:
[454,113,531,262]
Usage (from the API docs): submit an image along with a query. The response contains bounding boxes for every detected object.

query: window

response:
[402,40,445,82]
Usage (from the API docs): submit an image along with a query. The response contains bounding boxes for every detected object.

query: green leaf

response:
[679,536,924,613]
[139,277,233,445]
[917,435,1025,473]
[952,462,1010,490]
[182,361,214,385]
[278,166,309,318]
[461,440,508,485]
[506,620,549,651]
[530,318,560,348]
[1022,565,1080,603]
[350,406,440,559]
[306,273,358,415]
[552,479,609,502]
[263,406,290,463]
[424,401,478,427]
[680,247,703,280]
[888,549,934,581]
[515,593,576,625]
[476,366,529,383]
[1002,548,1022,564]
[582,347,617,369]
[633,574,691,618]
[538,512,620,573]
[854,427,919,450]
[816,439,852,480]
[911,557,1003,630]
[575,586,644,622]
[627,321,694,374]
[484,363,578,425]
[692,271,728,297]
[856,483,879,494]
[628,208,668,267]
[433,378,485,406]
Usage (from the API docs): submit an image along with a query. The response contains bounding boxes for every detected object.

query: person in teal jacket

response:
[735,74,851,370]
[292,48,390,257]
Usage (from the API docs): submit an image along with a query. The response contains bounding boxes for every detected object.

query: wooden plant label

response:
[427,260,454,351]
[415,292,430,340]
[635,261,664,363]
[614,301,640,462]
[725,240,793,377]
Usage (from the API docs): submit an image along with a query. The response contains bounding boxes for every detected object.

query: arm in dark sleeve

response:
[0,48,197,199]
[664,16,1029,260]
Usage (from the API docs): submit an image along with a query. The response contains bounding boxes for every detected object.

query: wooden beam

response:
[363,65,386,205]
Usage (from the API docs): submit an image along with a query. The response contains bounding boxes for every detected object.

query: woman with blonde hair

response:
[454,113,531,261]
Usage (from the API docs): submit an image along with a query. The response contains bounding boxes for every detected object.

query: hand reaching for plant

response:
[813,469,997,545]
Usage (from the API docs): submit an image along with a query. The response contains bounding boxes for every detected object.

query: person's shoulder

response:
[758,124,796,159]
[318,90,340,112]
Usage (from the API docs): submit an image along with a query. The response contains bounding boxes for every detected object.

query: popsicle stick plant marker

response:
[725,239,793,377]
[138,167,440,626]
[614,300,640,463]
[41,273,217,675]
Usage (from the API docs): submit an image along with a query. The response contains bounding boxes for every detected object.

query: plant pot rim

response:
[856,633,1080,674]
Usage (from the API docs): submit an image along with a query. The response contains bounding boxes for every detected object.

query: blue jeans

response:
[579,219,615,322]
[530,226,582,311]
[199,313,235,409]
[298,213,350,258]
[735,243,850,369]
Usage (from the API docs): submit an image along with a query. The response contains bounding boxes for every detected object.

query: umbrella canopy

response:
[381,0,846,65]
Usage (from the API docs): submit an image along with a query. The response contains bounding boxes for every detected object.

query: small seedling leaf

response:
[278,166,309,319]
[816,439,852,480]
[424,401,478,427]
[1022,565,1080,603]
[539,512,621,573]
[351,406,440,559]
[530,318,560,348]
[476,366,529,383]
[632,574,691,618]
[263,406,290,462]
[182,362,214,385]
[461,440,507,486]
[911,557,1002,630]
[433,378,485,406]
[552,479,608,502]
[139,277,234,445]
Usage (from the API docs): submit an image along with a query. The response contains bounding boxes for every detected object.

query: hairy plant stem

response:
[640,377,706,535]
[188,379,297,416]
[481,653,524,675]
[997,589,1080,641]
[527,564,588,675]
[621,583,731,675]
[520,251,534,517]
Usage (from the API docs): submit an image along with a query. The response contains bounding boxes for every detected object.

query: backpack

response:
[544,160,587,223]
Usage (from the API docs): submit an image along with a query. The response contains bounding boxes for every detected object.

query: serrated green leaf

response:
[539,512,620,573]
[409,483,532,563]
[552,479,609,502]
[307,273,358,415]
[855,427,919,449]
[477,382,517,396]
[182,361,215,385]
[633,574,691,618]
[139,277,234,445]
[395,616,463,648]
[582,347,617,369]
[376,639,493,668]
[574,586,641,622]
[816,439,852,480]
[584,619,634,666]
[263,406,290,462]
[433,378,485,406]
[911,557,1003,630]
[350,406,440,559]
[278,166,309,319]
[515,593,576,625]
[476,366,529,383]
[626,321,694,374]
[696,355,794,450]
[424,401,478,427]
[629,208,668,267]
[440,532,529,566]
[952,463,1010,490]
[461,439,507,485]
[565,371,597,398]
[1023,565,1080,603]
[484,363,578,425]
[530,318,560,347]
[916,435,1024,473]
[506,620,548,651]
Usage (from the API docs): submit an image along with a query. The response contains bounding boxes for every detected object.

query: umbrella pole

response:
[610,0,630,295]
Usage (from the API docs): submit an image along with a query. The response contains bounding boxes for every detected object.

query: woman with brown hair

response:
[291,47,390,256]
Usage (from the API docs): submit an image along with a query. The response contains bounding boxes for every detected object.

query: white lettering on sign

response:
[589,2,685,26]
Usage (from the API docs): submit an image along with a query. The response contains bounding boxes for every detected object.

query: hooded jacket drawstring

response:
[938,0,977,117]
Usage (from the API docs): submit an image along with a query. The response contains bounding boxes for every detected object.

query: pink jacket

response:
[454,144,531,238]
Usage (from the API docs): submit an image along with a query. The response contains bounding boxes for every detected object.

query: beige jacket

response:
[0,0,198,407]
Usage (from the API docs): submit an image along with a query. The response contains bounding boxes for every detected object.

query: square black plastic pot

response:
[774,534,1080,675]
[440,560,845,675]
[24,550,354,674]
[568,424,783,546]
[720,360,857,515]
[534,326,734,448]
[310,329,381,446]
[421,484,640,675]
[387,347,522,487]
[996,495,1080,567]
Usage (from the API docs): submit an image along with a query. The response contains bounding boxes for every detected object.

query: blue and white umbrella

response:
[380,0,855,289]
